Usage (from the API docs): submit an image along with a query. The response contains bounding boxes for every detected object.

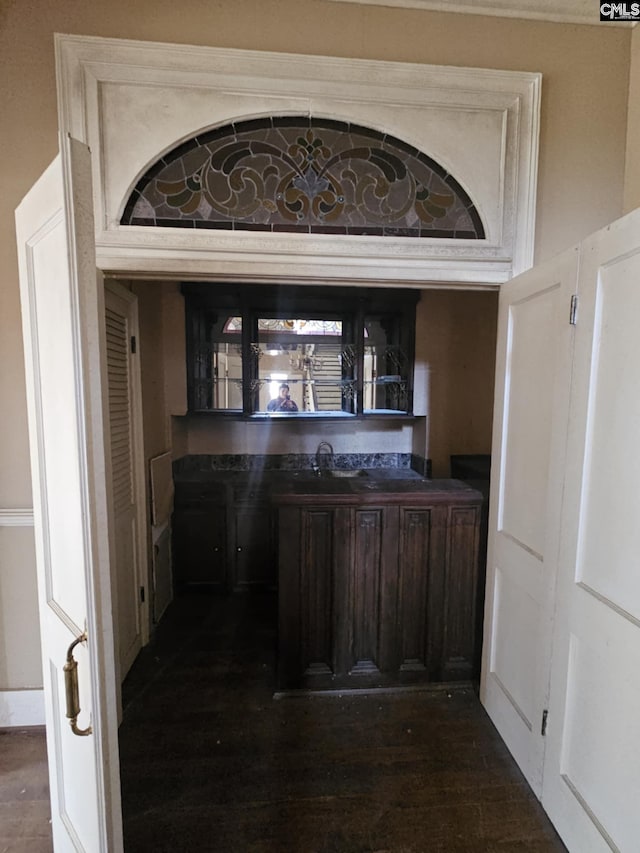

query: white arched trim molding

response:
[55,34,541,286]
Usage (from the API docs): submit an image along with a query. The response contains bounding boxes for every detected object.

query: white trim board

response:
[0,689,45,727]
[0,508,34,526]
[55,34,541,286]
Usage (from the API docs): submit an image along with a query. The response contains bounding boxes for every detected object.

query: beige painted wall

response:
[624,25,640,213]
[419,290,499,477]
[0,1,632,694]
[130,281,177,465]
[183,414,417,456]
[0,526,41,688]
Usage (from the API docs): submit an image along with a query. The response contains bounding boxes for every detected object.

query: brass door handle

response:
[63,632,93,737]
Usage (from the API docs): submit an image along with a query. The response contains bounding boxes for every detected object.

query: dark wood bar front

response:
[273,478,483,692]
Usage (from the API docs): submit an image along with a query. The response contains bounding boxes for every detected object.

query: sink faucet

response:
[315,441,334,474]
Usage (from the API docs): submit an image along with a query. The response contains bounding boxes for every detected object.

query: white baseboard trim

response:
[0,689,45,727]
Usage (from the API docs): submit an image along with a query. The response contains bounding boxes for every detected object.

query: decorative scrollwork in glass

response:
[341,381,357,402]
[341,344,357,368]
[383,346,407,370]
[122,118,484,239]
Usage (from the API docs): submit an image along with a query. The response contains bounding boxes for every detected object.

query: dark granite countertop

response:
[270,475,483,506]
[174,467,424,485]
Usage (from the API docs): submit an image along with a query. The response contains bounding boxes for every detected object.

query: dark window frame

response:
[182,283,418,420]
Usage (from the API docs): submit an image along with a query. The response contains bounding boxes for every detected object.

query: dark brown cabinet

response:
[274,482,482,691]
[173,478,276,592]
[231,483,276,591]
[173,483,228,591]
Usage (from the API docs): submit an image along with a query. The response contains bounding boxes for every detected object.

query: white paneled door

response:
[542,211,640,851]
[15,138,123,852]
[481,247,578,794]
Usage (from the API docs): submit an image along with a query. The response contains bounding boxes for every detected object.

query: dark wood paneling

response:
[397,507,432,673]
[350,509,383,675]
[276,484,483,690]
[301,510,335,678]
[442,505,481,680]
[277,505,301,688]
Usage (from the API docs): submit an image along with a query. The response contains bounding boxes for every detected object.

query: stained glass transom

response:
[121,118,484,239]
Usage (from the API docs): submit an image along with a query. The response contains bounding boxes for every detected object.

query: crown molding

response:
[327,0,636,27]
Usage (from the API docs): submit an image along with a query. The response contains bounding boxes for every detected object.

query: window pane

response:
[256,318,354,414]
[192,340,243,411]
[363,315,410,413]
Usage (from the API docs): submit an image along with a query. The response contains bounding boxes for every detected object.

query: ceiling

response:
[329,0,632,26]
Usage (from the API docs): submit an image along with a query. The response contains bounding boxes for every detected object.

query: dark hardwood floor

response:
[0,591,567,852]
[118,592,568,853]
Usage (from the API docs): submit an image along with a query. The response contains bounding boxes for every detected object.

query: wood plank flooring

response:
[0,726,52,852]
[118,593,568,853]
[0,591,567,852]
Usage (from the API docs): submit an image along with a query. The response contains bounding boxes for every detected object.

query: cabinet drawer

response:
[175,481,228,506]
[232,485,269,503]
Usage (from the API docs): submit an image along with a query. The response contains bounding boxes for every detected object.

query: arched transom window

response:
[121,117,484,239]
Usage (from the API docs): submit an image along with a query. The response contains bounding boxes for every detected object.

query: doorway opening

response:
[110,277,499,697]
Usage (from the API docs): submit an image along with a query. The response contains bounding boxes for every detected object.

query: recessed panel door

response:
[15,138,123,851]
[542,209,640,852]
[481,247,578,794]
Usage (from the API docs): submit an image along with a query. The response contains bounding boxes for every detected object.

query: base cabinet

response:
[232,502,276,591]
[173,479,276,592]
[173,485,228,591]
[276,487,482,691]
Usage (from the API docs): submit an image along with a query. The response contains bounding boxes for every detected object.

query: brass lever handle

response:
[63,632,93,737]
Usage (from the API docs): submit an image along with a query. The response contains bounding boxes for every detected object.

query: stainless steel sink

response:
[325,469,368,478]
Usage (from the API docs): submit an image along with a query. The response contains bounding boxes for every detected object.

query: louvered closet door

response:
[105,284,144,679]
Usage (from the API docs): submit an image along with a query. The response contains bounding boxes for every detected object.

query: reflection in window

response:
[364,316,409,413]
[223,317,242,333]
[183,283,417,417]
[256,318,353,414]
[190,310,243,411]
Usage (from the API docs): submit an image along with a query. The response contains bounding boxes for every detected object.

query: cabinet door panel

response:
[233,504,274,590]
[350,509,384,675]
[300,509,335,677]
[173,509,226,589]
[398,507,435,676]
[442,505,481,679]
